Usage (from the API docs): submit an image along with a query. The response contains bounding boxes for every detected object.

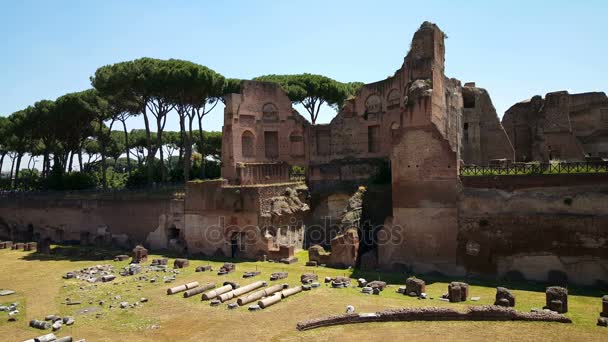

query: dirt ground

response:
[0,248,606,342]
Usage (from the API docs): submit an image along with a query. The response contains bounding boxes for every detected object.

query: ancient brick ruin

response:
[1,21,607,286]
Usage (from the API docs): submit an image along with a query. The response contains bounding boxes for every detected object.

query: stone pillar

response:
[601,295,608,318]
[545,286,568,313]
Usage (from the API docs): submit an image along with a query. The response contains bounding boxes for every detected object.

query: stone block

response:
[405,277,425,297]
[494,287,515,307]
[545,286,568,313]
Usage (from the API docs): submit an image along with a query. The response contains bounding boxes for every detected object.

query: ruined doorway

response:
[167,226,180,241]
[230,232,246,258]
[167,225,185,252]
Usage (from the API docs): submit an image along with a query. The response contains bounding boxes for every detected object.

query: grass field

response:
[0,247,606,341]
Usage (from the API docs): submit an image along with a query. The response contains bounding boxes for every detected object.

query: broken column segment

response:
[167,281,199,295]
[601,295,608,318]
[183,283,216,298]
[405,277,425,297]
[131,245,148,263]
[494,287,515,307]
[545,286,568,313]
[448,282,469,302]
[202,284,234,300]
[173,258,189,269]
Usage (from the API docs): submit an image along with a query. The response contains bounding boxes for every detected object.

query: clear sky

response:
[1,0,606,133]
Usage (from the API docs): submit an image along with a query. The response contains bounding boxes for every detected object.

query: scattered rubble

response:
[217,263,235,275]
[329,276,351,288]
[300,273,318,284]
[270,272,288,281]
[243,271,261,278]
[195,265,213,272]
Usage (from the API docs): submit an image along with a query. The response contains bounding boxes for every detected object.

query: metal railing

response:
[460,161,608,176]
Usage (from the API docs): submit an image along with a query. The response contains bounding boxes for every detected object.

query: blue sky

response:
[1,0,607,133]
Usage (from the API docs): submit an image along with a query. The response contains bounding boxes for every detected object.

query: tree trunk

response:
[78,149,83,172]
[68,151,74,173]
[184,114,193,182]
[99,119,108,190]
[178,113,185,171]
[121,120,131,175]
[27,155,34,170]
[197,115,206,179]
[0,152,6,178]
[42,151,49,177]
[9,155,16,182]
[13,153,23,188]
[142,105,153,184]
[156,113,166,183]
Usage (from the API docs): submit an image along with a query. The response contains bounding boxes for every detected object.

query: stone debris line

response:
[217,281,266,303]
[63,261,177,284]
[183,283,216,298]
[296,306,573,331]
[202,284,236,300]
[237,284,284,306]
[166,281,199,295]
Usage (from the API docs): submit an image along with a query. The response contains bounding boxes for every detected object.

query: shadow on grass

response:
[20,244,254,265]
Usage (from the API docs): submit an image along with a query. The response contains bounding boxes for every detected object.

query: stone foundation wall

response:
[459,184,608,285]
[0,191,181,248]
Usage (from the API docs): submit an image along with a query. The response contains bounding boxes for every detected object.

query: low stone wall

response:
[0,190,181,247]
[296,306,571,331]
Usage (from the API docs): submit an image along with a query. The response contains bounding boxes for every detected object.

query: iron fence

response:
[460,161,608,176]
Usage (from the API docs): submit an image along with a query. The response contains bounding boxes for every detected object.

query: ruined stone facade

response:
[502,91,608,162]
[183,180,308,259]
[461,83,514,165]
[1,21,607,285]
